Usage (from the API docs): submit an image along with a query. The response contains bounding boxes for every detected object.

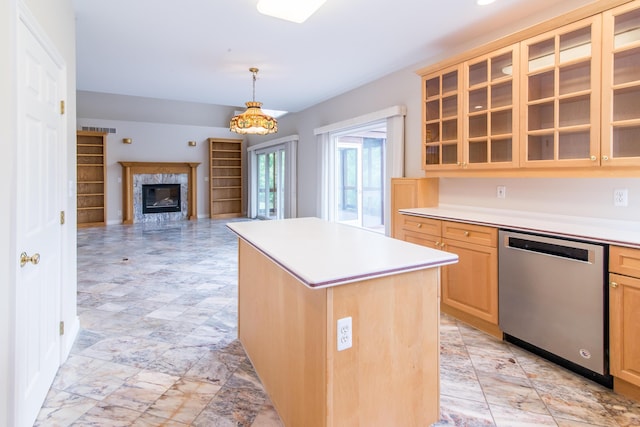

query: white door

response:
[15,14,64,427]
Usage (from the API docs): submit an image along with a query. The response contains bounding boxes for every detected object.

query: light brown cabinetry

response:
[423,65,463,169]
[609,245,640,400]
[397,214,500,337]
[465,45,520,168]
[419,0,640,175]
[209,138,243,219]
[520,16,601,167]
[76,130,106,227]
[602,1,640,166]
[390,178,438,238]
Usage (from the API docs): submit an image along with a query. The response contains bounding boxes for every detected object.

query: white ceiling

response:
[72,0,597,113]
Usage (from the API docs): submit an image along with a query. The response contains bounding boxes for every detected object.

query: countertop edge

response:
[227,219,458,289]
[399,205,640,249]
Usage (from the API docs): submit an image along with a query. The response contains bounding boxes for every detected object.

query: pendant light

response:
[230,67,278,135]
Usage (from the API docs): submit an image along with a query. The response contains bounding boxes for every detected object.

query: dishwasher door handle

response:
[503,235,594,264]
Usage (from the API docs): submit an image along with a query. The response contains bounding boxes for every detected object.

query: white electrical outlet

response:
[614,189,628,207]
[497,185,506,199]
[337,317,352,351]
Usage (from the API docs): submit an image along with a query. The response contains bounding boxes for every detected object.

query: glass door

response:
[334,128,385,233]
[256,148,285,220]
[336,142,362,226]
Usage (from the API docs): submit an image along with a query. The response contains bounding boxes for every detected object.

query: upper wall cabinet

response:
[422,64,463,170]
[422,46,520,171]
[419,0,640,175]
[464,45,520,169]
[602,2,640,166]
[520,16,601,168]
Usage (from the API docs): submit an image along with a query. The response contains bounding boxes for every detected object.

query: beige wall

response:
[73,0,640,226]
[263,0,640,222]
[76,117,239,222]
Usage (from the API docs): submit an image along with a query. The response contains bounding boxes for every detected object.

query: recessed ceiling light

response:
[477,0,496,5]
[257,0,327,23]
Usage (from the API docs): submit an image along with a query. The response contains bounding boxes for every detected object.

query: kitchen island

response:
[227,217,458,427]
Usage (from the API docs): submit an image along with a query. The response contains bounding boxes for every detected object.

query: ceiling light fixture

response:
[256,0,326,23]
[230,67,278,135]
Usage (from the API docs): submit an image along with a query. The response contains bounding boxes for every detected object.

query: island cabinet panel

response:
[237,239,441,427]
[609,245,640,400]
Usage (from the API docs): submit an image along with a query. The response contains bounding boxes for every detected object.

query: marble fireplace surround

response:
[119,162,200,224]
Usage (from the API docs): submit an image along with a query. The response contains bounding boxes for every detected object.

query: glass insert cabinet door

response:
[423,65,463,169]
[601,2,640,167]
[520,16,601,167]
[464,44,519,168]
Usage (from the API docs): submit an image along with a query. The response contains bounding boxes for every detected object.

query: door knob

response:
[20,252,40,267]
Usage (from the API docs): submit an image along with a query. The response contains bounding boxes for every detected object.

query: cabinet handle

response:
[610,281,618,288]
[435,241,440,247]
[417,223,422,228]
[464,231,470,237]
[590,155,597,161]
[602,155,609,161]
[440,242,446,248]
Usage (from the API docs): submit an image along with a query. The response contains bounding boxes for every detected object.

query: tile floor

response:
[35,218,640,426]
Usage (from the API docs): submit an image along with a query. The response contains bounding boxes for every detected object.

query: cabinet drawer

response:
[610,246,640,278]
[442,221,497,247]
[401,215,441,237]
[404,230,441,249]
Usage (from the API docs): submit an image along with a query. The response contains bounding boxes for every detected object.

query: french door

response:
[256,148,285,220]
[334,128,385,233]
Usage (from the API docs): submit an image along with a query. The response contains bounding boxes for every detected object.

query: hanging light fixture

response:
[230,67,278,135]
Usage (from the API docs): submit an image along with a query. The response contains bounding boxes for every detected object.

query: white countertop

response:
[227,217,458,289]
[400,204,640,248]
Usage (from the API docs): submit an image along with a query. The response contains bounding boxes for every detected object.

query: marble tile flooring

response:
[36,219,640,426]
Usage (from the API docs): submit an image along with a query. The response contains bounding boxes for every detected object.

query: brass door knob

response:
[610,281,619,288]
[464,231,470,237]
[417,223,422,228]
[20,252,40,267]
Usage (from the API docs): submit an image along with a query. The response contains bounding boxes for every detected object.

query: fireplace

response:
[118,162,199,224]
[142,184,181,214]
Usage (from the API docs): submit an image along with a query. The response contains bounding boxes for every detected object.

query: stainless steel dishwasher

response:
[498,229,612,387]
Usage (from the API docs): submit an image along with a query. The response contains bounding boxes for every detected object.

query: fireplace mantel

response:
[119,161,200,224]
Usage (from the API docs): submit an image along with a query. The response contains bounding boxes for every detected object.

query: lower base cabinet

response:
[610,246,640,400]
[398,214,500,337]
